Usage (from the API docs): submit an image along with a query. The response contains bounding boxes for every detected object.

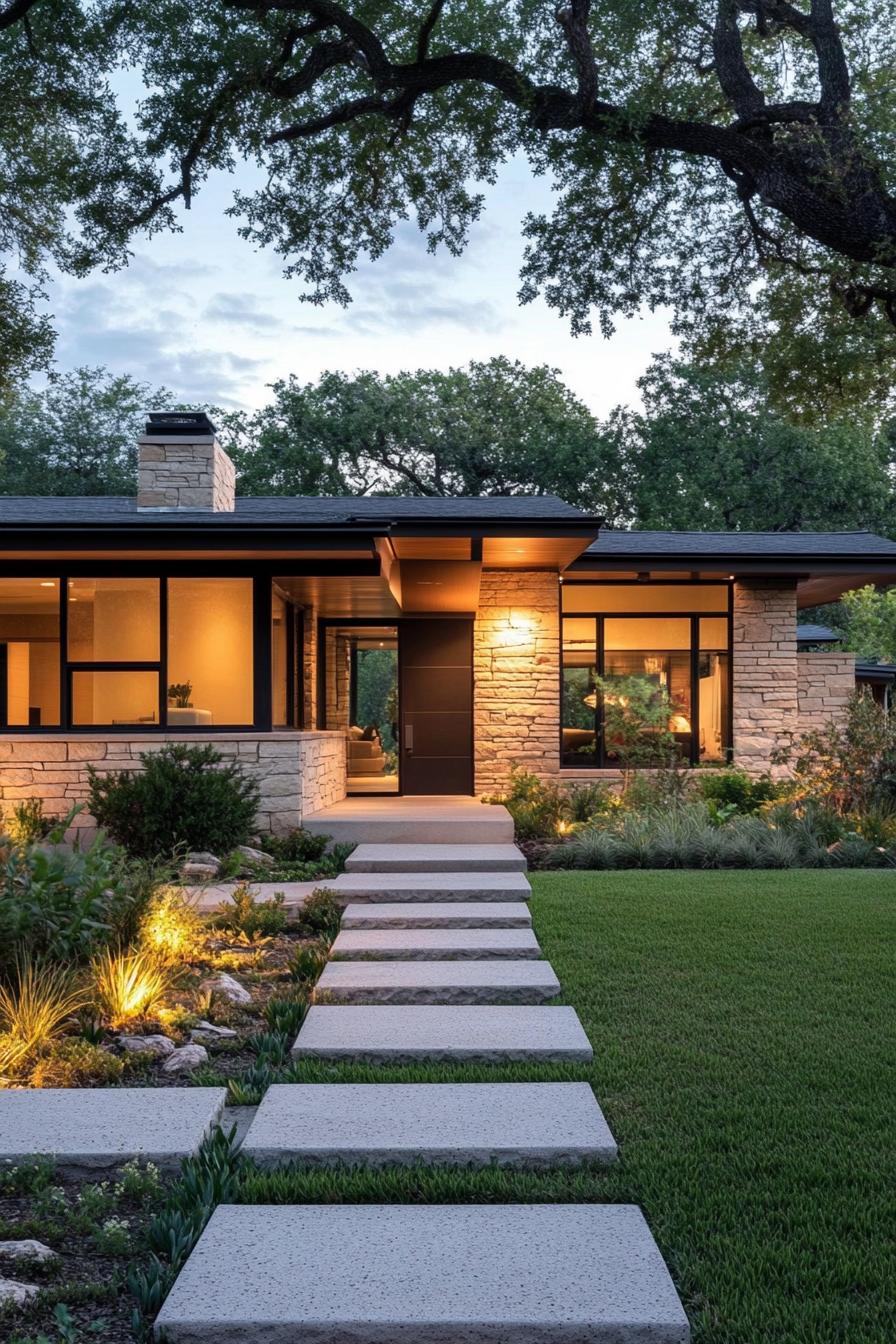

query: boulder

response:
[118,1034,175,1058]
[0,1240,58,1265]
[161,1044,209,1075]
[235,845,275,867]
[181,862,219,882]
[190,1021,238,1043]
[201,972,251,1005]
[0,1277,39,1306]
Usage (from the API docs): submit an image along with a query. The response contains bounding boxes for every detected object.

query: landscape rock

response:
[0,1277,39,1306]
[187,851,222,868]
[118,1034,175,1058]
[0,1240,58,1264]
[191,1021,238,1042]
[235,845,275,867]
[181,862,220,882]
[161,1044,209,1075]
[201,972,251,1005]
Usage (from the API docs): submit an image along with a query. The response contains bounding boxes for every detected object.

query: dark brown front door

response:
[400,619,473,795]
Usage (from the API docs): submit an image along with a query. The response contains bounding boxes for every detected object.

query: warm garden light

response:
[93,948,173,1028]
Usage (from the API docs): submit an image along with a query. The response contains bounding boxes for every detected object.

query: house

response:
[1,411,895,833]
[797,624,896,712]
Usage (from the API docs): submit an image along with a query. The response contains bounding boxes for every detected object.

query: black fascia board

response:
[566,554,896,575]
[0,524,379,553]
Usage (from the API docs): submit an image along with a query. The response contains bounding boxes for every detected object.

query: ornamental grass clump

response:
[0,957,87,1083]
[92,947,175,1028]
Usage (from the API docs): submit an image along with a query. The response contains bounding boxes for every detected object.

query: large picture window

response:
[0,579,61,727]
[561,584,731,768]
[0,575,257,730]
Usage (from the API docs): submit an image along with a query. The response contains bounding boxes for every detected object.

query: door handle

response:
[404,723,413,753]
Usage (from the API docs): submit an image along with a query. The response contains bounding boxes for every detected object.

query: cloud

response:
[204,292,286,333]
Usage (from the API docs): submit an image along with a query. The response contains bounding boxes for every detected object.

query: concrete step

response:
[327,872,532,903]
[0,1088,226,1177]
[293,1005,592,1062]
[241,1082,617,1169]
[330,928,542,961]
[155,1204,690,1342]
[341,901,533,929]
[316,958,560,1005]
[302,797,514,845]
[345,843,526,873]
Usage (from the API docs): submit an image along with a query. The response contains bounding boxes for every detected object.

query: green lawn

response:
[255,870,896,1344]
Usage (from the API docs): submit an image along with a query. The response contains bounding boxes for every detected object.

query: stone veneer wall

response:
[0,731,346,837]
[732,581,799,775]
[797,651,855,733]
[473,570,560,794]
[136,435,236,512]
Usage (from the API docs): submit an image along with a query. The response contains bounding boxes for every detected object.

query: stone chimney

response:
[137,411,236,512]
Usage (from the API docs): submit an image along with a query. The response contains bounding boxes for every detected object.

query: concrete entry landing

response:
[302,795,514,845]
[154,1204,690,1342]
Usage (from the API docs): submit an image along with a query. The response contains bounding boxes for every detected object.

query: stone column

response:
[473,571,560,794]
[732,581,799,775]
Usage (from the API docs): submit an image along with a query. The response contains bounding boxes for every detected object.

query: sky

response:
[46,150,676,417]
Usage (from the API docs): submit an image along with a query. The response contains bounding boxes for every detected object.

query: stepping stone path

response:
[155,1204,690,1342]
[158,837,689,1339]
[329,926,543,959]
[346,842,527,872]
[241,1082,617,1168]
[0,1088,226,1175]
[293,1004,594,1062]
[315,957,561,1004]
[341,899,533,927]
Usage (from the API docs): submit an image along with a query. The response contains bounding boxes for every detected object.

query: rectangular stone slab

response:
[346,843,527,873]
[327,871,532,903]
[341,901,533,929]
[316,958,560,1004]
[293,1005,593,1062]
[154,1204,689,1342]
[0,1088,227,1176]
[329,927,543,960]
[241,1082,617,1168]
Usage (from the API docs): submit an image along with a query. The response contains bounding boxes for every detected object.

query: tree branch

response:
[0,0,40,31]
[555,1,599,115]
[416,0,445,63]
[714,0,765,119]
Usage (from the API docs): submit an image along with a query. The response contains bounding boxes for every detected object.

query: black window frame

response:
[0,567,274,733]
[560,582,733,770]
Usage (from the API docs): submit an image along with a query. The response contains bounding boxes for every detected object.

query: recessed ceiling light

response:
[40,581,55,588]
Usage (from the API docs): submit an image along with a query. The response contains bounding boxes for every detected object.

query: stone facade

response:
[797,651,855,733]
[473,571,560,794]
[731,581,800,775]
[137,434,236,512]
[0,731,345,838]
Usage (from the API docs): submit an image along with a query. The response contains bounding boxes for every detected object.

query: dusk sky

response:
[46,148,674,415]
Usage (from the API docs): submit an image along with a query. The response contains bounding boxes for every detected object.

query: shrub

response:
[778,689,896,815]
[0,833,155,968]
[2,797,61,845]
[297,888,342,941]
[593,673,679,782]
[139,885,206,962]
[92,947,175,1027]
[565,781,616,824]
[264,828,328,864]
[697,768,781,818]
[211,884,288,939]
[484,767,567,841]
[29,1037,125,1088]
[87,743,260,860]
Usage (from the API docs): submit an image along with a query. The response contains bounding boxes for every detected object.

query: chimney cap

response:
[144,410,218,437]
